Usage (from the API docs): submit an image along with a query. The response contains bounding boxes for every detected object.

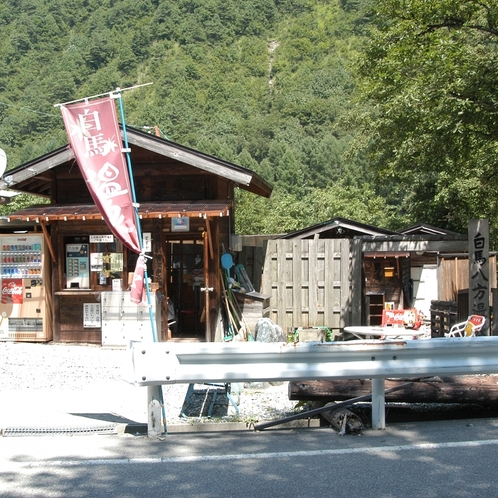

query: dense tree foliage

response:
[351,0,498,241]
[1,0,496,245]
[0,0,373,233]
[234,180,399,234]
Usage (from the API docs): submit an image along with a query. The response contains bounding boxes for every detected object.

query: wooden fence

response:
[260,238,360,331]
[237,235,490,333]
[438,254,497,302]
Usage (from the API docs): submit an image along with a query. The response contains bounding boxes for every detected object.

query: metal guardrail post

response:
[147,385,165,436]
[126,338,498,434]
[371,378,386,429]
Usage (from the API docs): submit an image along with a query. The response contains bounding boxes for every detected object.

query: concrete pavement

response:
[0,380,151,436]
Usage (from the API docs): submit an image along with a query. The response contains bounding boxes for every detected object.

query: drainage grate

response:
[2,424,117,437]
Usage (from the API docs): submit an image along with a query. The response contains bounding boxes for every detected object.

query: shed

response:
[239,217,488,333]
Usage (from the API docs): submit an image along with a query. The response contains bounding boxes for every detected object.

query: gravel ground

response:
[0,341,302,429]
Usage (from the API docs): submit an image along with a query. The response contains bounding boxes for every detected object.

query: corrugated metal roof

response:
[4,201,232,222]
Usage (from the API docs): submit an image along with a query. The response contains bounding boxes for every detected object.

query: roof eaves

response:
[0,126,273,198]
[125,127,273,196]
[0,146,73,190]
[5,201,233,222]
[279,217,398,239]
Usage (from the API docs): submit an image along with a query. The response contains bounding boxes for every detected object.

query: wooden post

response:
[469,219,490,334]
[203,229,211,342]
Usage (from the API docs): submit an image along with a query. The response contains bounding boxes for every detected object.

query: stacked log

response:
[289,376,498,405]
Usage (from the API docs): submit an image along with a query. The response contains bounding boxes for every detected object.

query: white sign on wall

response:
[83,303,101,328]
[90,235,114,243]
[143,232,152,252]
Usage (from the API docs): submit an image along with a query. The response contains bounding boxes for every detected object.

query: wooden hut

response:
[239,218,481,333]
[0,126,272,344]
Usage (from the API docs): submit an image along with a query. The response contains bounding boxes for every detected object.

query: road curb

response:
[1,418,322,437]
[120,418,321,436]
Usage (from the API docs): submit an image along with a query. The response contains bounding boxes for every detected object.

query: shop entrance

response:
[165,237,205,338]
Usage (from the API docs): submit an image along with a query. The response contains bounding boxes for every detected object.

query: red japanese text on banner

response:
[130,254,147,304]
[60,97,141,253]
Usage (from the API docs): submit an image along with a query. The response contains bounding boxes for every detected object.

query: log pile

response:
[289,376,498,405]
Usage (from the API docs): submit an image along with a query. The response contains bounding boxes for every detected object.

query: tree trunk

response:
[289,376,498,405]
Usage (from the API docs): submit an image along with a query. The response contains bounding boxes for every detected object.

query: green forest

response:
[0,0,497,244]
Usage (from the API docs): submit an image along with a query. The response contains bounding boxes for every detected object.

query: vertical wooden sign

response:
[469,219,489,335]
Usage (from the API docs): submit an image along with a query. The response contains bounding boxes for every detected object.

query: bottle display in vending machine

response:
[0,238,43,281]
[0,234,50,342]
[66,244,90,289]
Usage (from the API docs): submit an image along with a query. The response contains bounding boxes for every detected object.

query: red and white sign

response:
[2,279,23,304]
[382,308,421,329]
[130,255,147,304]
[60,97,141,253]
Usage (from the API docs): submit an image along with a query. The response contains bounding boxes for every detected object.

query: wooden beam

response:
[40,220,57,263]
[0,148,74,190]
[205,217,214,260]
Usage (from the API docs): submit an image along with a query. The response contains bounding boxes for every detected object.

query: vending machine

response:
[0,233,51,342]
[66,243,90,289]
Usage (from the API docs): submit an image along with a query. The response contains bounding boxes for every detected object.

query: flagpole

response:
[113,87,167,436]
[113,88,157,341]
[54,82,153,107]
[59,84,166,436]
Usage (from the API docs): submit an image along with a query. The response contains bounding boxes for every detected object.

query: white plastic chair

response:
[445,315,486,338]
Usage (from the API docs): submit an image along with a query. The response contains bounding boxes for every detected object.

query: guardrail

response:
[126,337,498,434]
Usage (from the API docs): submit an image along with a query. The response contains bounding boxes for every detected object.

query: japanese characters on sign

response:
[61,97,141,254]
[61,97,149,306]
[89,235,114,243]
[469,219,489,334]
[130,254,147,304]
[83,303,101,328]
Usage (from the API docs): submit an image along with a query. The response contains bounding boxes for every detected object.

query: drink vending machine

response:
[0,233,51,342]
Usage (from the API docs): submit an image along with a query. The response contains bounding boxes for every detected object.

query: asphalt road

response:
[2,417,498,498]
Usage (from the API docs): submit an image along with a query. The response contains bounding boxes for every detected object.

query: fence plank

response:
[292,239,302,326]
[324,241,334,326]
